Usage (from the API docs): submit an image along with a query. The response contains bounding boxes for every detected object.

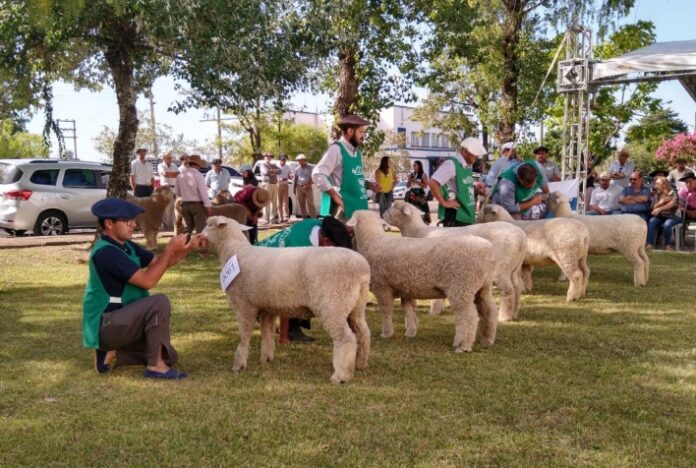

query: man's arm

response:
[312,145,341,193]
[428,178,458,209]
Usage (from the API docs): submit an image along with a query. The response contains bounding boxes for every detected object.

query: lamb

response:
[545,191,650,287]
[126,186,175,250]
[349,210,498,352]
[203,216,371,384]
[383,201,526,321]
[480,204,591,302]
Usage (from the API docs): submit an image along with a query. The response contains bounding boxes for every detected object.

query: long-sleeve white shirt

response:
[312,137,358,192]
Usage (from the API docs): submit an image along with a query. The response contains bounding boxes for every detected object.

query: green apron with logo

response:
[491,161,544,207]
[82,239,150,349]
[257,219,322,248]
[320,142,368,218]
[437,157,475,225]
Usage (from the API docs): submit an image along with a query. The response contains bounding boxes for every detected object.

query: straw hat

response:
[188,155,208,168]
[252,188,270,208]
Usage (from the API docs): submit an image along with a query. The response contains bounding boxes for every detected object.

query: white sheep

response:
[546,191,650,287]
[480,204,591,302]
[349,210,498,353]
[203,216,371,384]
[383,201,526,321]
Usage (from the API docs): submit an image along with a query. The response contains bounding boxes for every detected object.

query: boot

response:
[288,323,315,342]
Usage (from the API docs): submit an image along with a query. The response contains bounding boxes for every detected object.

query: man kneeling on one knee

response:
[83,198,206,380]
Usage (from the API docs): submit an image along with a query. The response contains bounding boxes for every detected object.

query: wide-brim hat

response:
[252,188,271,208]
[459,137,487,157]
[296,154,307,161]
[599,171,612,179]
[501,141,515,152]
[91,198,144,219]
[240,164,253,173]
[679,171,696,182]
[336,114,370,127]
[533,146,549,154]
[188,155,207,168]
[649,169,669,178]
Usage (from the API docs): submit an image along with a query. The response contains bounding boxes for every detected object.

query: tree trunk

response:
[332,44,359,139]
[104,31,139,199]
[498,1,524,144]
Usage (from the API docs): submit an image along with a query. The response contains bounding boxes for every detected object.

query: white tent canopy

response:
[591,39,696,100]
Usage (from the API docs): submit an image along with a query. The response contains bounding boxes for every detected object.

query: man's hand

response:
[188,234,208,250]
[206,207,213,216]
[528,194,543,206]
[474,181,486,197]
[441,199,461,209]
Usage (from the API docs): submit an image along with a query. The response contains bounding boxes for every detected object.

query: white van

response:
[0,159,112,235]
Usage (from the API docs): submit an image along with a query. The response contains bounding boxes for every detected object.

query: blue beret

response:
[91,198,144,219]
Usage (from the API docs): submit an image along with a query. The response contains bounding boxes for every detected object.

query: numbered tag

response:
[220,255,241,291]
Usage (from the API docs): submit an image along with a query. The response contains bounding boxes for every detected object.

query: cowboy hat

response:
[252,188,271,208]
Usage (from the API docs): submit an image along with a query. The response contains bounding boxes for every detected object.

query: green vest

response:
[320,141,368,218]
[492,161,544,203]
[82,239,150,349]
[257,219,322,248]
[437,157,476,225]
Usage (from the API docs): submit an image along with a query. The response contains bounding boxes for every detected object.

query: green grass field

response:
[0,242,694,467]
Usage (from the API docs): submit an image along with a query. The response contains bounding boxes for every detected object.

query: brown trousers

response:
[278,181,290,220]
[297,186,317,218]
[181,201,207,235]
[99,294,178,368]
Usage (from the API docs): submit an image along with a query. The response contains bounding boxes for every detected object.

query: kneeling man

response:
[83,198,205,379]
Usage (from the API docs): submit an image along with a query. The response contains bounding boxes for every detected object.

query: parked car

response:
[196,164,245,197]
[0,159,112,236]
[392,181,408,200]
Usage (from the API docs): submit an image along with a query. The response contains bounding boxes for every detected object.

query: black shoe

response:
[288,327,315,343]
[94,350,112,374]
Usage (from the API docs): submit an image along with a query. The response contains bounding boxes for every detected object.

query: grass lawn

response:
[0,241,694,467]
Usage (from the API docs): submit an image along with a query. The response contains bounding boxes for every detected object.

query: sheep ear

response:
[345,215,357,227]
[216,218,228,228]
[402,204,412,216]
[237,224,252,231]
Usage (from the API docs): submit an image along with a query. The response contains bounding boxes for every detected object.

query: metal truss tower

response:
[557,26,592,213]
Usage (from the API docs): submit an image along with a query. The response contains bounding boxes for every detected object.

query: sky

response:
[26,0,696,162]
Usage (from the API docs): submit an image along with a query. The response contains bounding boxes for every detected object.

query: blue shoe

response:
[94,350,111,374]
[143,368,188,380]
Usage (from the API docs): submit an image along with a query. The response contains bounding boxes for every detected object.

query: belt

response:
[182,201,204,204]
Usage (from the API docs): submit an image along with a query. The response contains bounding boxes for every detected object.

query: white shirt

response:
[130,158,154,185]
[312,137,359,192]
[537,159,560,181]
[431,153,469,197]
[589,184,622,212]
[607,160,634,188]
[485,156,519,187]
[157,161,179,187]
[277,164,293,182]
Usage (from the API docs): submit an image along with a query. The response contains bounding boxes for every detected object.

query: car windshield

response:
[0,163,23,184]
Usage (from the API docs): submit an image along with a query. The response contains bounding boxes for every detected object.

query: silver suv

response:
[0,159,111,236]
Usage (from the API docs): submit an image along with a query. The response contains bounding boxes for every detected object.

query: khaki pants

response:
[181,201,207,235]
[263,182,279,222]
[163,198,175,230]
[278,181,290,221]
[99,294,178,368]
[297,186,317,218]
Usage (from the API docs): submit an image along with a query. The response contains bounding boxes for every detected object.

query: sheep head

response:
[212,189,233,206]
[154,186,175,203]
[545,191,569,213]
[347,210,385,242]
[481,204,513,222]
[203,216,251,250]
[383,201,423,229]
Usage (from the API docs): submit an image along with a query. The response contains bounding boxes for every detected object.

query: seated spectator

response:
[646,176,681,250]
[618,171,652,221]
[534,146,561,182]
[669,158,691,191]
[586,171,622,215]
[678,171,696,220]
[490,162,548,220]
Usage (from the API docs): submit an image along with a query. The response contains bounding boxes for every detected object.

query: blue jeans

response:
[647,215,682,247]
[376,191,394,217]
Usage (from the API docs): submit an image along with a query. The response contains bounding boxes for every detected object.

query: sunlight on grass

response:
[0,243,694,466]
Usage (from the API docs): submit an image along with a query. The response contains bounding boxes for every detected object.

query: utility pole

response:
[56,119,77,159]
[216,107,223,160]
[146,89,158,158]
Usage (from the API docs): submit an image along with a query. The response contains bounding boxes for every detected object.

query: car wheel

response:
[34,211,68,236]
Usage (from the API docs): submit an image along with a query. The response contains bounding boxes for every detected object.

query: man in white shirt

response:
[485,141,519,187]
[204,158,231,199]
[586,171,622,215]
[277,154,293,223]
[534,146,561,182]
[668,158,691,191]
[607,149,634,188]
[130,148,155,197]
[157,152,179,229]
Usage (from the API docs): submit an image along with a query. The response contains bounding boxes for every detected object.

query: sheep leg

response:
[579,256,591,296]
[259,312,275,364]
[475,281,498,347]
[402,298,419,338]
[640,245,650,284]
[429,299,445,315]
[521,265,534,292]
[557,271,568,282]
[233,306,258,372]
[626,247,649,287]
[320,314,358,385]
[450,294,479,353]
[511,266,523,319]
[348,283,371,370]
[560,265,584,302]
[374,288,395,339]
[147,229,158,250]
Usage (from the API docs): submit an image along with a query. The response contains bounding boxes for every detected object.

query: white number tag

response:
[220,255,241,291]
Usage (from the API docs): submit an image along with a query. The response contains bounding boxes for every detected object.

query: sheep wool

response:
[126,186,175,250]
[480,204,591,302]
[204,216,371,384]
[349,210,498,353]
[383,201,527,321]
[546,191,650,287]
